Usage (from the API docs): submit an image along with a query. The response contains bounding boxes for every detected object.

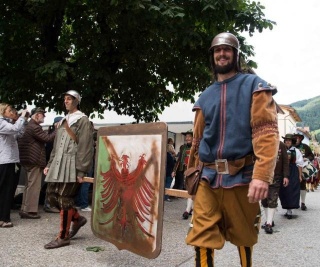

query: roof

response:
[296,127,312,139]
[92,121,194,134]
[166,121,193,134]
[278,105,302,122]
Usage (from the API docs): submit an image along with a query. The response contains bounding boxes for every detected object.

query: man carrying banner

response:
[185,32,279,266]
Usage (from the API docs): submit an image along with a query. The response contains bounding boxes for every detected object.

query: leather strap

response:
[63,120,78,144]
[203,154,255,175]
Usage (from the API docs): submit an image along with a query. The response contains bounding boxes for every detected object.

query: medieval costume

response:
[44,91,93,249]
[279,134,304,218]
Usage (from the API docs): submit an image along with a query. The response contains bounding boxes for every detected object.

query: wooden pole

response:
[82,177,192,198]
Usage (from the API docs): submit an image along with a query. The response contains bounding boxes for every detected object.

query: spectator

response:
[9,108,23,210]
[172,130,193,190]
[18,107,56,219]
[43,116,63,213]
[75,122,96,211]
[167,137,177,157]
[164,147,175,202]
[0,103,28,228]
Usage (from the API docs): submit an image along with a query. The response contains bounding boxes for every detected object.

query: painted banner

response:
[91,122,167,259]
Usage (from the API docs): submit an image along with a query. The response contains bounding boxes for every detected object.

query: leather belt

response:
[203,154,255,175]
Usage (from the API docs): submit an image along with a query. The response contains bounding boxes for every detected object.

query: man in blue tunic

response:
[185,32,279,266]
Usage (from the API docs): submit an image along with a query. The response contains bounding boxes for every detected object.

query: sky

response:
[43,0,320,125]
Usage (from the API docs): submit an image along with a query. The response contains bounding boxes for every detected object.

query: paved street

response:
[1,189,320,267]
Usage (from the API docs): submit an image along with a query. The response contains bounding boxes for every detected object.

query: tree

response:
[0,0,275,122]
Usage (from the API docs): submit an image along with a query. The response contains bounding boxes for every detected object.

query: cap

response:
[31,107,46,116]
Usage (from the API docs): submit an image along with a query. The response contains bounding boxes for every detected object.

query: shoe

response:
[285,211,292,219]
[44,237,70,249]
[0,221,13,228]
[189,209,193,215]
[306,189,309,192]
[182,211,189,220]
[311,189,314,192]
[44,206,60,213]
[81,207,92,212]
[301,203,307,211]
[261,221,275,229]
[68,216,87,238]
[19,211,41,219]
[165,198,171,202]
[264,224,273,234]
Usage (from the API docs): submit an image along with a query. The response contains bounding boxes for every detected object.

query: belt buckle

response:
[215,159,229,174]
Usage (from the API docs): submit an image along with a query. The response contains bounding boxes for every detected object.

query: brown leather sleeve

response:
[251,91,279,182]
[188,109,205,169]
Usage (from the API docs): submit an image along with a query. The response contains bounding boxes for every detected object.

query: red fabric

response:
[59,209,74,239]
[184,149,191,166]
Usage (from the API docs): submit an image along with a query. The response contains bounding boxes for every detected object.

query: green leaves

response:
[86,246,105,252]
[0,0,275,122]
[36,61,69,80]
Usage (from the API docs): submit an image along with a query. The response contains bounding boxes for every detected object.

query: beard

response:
[214,62,234,74]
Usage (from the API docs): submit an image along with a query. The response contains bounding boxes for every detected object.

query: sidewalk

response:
[1,189,320,267]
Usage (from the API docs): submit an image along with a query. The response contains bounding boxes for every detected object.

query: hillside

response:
[290,95,320,140]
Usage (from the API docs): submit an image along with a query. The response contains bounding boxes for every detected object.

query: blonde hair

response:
[167,144,176,155]
[0,103,10,116]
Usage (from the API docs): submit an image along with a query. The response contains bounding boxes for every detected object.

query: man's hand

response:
[283,177,289,187]
[77,176,83,183]
[43,167,49,175]
[247,179,269,203]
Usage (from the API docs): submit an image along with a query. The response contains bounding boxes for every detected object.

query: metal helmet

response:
[209,32,239,52]
[64,90,81,103]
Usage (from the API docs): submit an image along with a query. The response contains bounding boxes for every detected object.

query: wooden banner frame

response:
[91,122,167,259]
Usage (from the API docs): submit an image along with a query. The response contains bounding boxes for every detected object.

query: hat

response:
[282,133,296,140]
[31,107,46,116]
[182,130,193,136]
[293,133,304,141]
[53,116,64,124]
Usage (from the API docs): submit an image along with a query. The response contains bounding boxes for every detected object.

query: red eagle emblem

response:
[99,136,156,240]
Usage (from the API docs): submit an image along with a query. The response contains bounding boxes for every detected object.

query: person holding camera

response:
[0,103,29,228]
[18,107,56,219]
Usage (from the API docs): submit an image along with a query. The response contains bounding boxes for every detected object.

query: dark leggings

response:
[0,163,16,222]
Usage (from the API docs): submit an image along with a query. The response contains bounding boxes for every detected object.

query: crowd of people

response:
[0,90,96,249]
